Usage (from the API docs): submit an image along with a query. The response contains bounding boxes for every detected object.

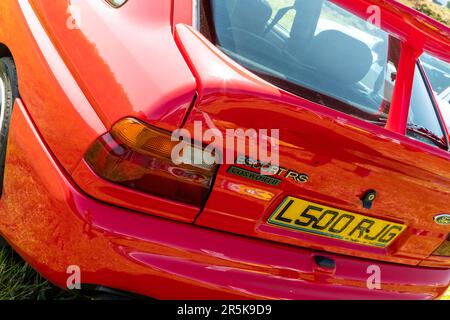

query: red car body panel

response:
[29,0,197,132]
[0,0,106,173]
[0,0,448,299]
[2,99,449,299]
[174,24,450,267]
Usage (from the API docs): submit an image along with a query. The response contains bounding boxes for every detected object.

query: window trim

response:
[416,60,449,150]
[193,0,200,30]
[104,0,128,8]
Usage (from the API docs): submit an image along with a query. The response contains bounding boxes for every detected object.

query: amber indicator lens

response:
[85,118,217,207]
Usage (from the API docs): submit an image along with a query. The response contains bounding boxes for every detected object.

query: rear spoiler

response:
[174,0,450,63]
[332,0,450,64]
[174,0,450,137]
[318,0,450,135]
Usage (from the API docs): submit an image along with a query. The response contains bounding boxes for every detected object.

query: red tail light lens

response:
[85,118,217,207]
[432,234,450,257]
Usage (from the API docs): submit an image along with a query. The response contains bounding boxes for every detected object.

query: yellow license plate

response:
[268,197,406,248]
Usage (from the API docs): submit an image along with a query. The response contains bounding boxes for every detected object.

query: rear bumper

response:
[0,99,449,300]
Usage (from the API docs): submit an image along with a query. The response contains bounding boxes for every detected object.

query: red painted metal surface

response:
[385,42,422,134]
[331,0,450,63]
[0,0,447,299]
[175,24,450,267]
[1,99,449,299]
[172,0,194,29]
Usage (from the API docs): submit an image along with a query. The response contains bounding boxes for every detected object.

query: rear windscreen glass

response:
[202,0,402,125]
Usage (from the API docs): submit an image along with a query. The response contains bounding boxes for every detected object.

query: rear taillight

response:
[85,118,217,207]
[432,234,450,257]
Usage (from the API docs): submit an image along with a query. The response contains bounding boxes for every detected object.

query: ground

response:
[0,246,84,300]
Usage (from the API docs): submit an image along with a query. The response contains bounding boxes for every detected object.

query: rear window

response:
[420,53,450,133]
[201,0,402,125]
[407,66,447,149]
[421,53,450,96]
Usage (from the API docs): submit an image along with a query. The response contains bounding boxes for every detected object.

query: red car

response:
[0,0,449,300]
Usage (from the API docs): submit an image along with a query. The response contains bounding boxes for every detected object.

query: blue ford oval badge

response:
[434,214,450,225]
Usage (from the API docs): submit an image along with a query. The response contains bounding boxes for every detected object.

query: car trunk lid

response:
[175,24,450,266]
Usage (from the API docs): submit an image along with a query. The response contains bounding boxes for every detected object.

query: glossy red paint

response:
[172,0,194,30]
[332,0,450,63]
[0,0,106,173]
[2,99,449,299]
[385,42,421,134]
[25,0,197,172]
[0,0,448,299]
[175,24,450,267]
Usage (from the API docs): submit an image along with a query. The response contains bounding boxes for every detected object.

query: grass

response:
[0,247,50,300]
[0,0,449,301]
[0,246,84,300]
